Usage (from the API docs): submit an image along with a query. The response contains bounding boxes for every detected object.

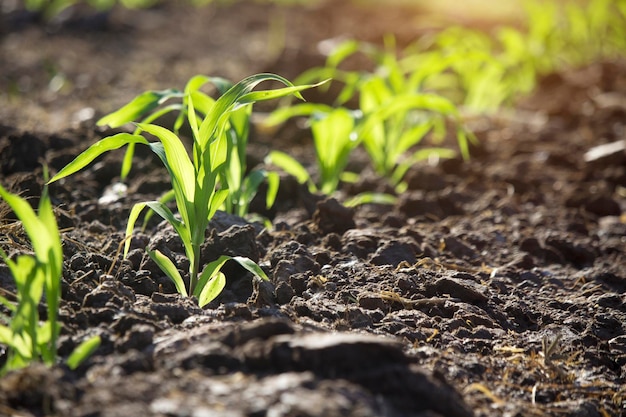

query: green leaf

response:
[208,129,229,172]
[208,189,230,221]
[67,335,101,370]
[230,256,269,281]
[326,39,360,68]
[0,328,32,360]
[394,121,433,158]
[124,201,189,259]
[138,126,197,236]
[97,89,182,127]
[194,255,268,307]
[194,255,231,299]
[311,107,358,195]
[265,171,280,209]
[147,248,188,297]
[184,75,213,95]
[48,133,149,183]
[456,128,471,161]
[141,189,176,231]
[187,90,202,146]
[344,192,397,207]
[185,75,232,96]
[266,151,314,191]
[265,102,334,126]
[38,186,62,363]
[237,80,328,106]
[0,181,63,370]
[0,186,45,257]
[136,123,195,201]
[0,324,14,346]
[0,292,16,314]
[120,143,136,181]
[197,272,226,308]
[198,74,326,149]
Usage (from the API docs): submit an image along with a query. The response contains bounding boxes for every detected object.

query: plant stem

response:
[189,245,201,296]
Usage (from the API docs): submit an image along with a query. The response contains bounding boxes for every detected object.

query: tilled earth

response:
[1,2,625,417]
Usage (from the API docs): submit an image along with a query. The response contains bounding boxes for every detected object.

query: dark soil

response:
[1,2,625,416]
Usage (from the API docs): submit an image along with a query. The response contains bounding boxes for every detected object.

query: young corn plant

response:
[420,27,517,112]
[265,104,358,194]
[293,37,472,192]
[357,75,469,192]
[405,0,626,113]
[49,74,322,307]
[0,178,100,374]
[520,0,626,71]
[264,104,396,207]
[98,75,280,218]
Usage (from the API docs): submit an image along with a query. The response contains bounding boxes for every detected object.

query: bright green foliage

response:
[521,0,626,70]
[300,0,626,116]
[287,0,626,194]
[50,74,322,307]
[66,334,102,370]
[266,104,359,195]
[0,181,63,373]
[97,75,281,218]
[423,27,519,112]
[407,0,626,112]
[265,104,396,206]
[0,180,100,374]
[294,38,471,191]
[357,77,463,190]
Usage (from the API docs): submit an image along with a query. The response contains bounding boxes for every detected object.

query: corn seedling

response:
[357,76,469,192]
[0,176,100,374]
[265,104,359,195]
[295,37,472,192]
[265,103,396,206]
[301,0,626,116]
[98,75,280,218]
[521,0,626,71]
[50,74,323,307]
[405,0,626,113]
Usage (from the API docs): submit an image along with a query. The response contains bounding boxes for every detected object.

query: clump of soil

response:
[1,2,625,416]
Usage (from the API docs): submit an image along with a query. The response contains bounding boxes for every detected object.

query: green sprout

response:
[98,75,280,218]
[264,103,397,207]
[299,0,626,118]
[49,73,323,307]
[291,37,472,192]
[356,76,467,192]
[407,0,626,113]
[265,104,359,195]
[0,176,100,374]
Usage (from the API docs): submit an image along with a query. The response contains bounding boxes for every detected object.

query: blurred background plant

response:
[294,0,626,116]
[22,0,159,19]
[276,36,473,195]
[266,104,360,196]
[410,0,626,112]
[18,0,320,20]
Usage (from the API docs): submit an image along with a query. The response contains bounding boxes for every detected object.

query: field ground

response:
[1,1,625,416]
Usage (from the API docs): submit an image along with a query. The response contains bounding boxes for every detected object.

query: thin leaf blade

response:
[48,134,149,183]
